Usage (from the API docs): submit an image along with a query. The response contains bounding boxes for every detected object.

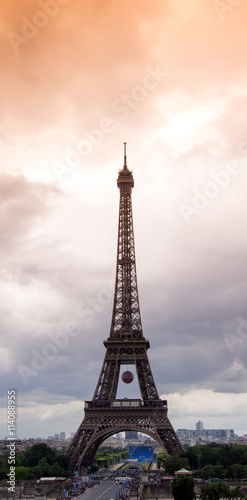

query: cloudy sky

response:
[1,0,247,440]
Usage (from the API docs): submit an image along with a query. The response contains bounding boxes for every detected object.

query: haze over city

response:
[1,0,247,439]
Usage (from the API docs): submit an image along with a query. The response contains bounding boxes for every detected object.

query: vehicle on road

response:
[114,476,131,485]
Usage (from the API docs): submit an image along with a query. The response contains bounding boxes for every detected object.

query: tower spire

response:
[123,141,127,170]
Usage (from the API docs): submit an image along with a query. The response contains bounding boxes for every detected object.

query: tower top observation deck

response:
[117,142,134,190]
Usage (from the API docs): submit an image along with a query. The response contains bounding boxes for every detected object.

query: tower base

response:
[66,399,183,472]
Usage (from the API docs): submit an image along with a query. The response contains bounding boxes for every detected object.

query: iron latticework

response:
[66,144,183,472]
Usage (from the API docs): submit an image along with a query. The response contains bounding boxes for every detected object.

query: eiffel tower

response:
[66,144,183,472]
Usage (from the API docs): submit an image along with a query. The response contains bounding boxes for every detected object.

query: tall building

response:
[196,420,204,431]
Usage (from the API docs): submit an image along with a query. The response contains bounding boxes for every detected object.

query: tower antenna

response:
[123,142,127,169]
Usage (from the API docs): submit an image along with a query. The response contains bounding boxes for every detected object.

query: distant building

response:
[196,420,204,431]
[60,432,65,440]
[125,431,138,440]
[194,429,234,439]
[101,436,125,449]
[177,429,193,439]
[181,437,197,447]
[54,434,59,441]
[177,427,235,443]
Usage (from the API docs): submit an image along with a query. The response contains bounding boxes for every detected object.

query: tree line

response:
[1,441,247,483]
[0,443,73,480]
[0,443,129,480]
[172,476,247,500]
[158,443,247,480]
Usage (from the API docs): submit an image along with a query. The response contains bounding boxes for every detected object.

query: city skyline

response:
[2,422,245,441]
[1,1,247,439]
[2,425,246,445]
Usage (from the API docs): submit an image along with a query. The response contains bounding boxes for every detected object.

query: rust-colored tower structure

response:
[66,145,183,471]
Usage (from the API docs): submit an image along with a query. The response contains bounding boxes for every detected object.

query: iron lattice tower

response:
[66,145,183,471]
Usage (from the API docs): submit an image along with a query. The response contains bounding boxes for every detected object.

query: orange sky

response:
[1,0,247,438]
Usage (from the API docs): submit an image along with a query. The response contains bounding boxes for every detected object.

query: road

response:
[77,480,128,500]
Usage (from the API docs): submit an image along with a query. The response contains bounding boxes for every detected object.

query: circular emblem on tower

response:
[122,371,134,384]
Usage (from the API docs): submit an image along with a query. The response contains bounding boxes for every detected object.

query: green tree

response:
[172,475,196,500]
[183,443,247,479]
[55,454,70,473]
[183,449,199,470]
[37,457,50,476]
[200,483,225,500]
[230,485,246,499]
[32,465,43,479]
[197,464,226,480]
[200,465,217,480]
[220,482,232,499]
[214,465,226,479]
[48,463,64,477]
[231,464,246,480]
[199,444,220,468]
[0,451,10,468]
[165,456,191,475]
[24,443,56,467]
[157,450,167,469]
[15,466,30,480]
[199,482,245,500]
[0,467,8,480]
